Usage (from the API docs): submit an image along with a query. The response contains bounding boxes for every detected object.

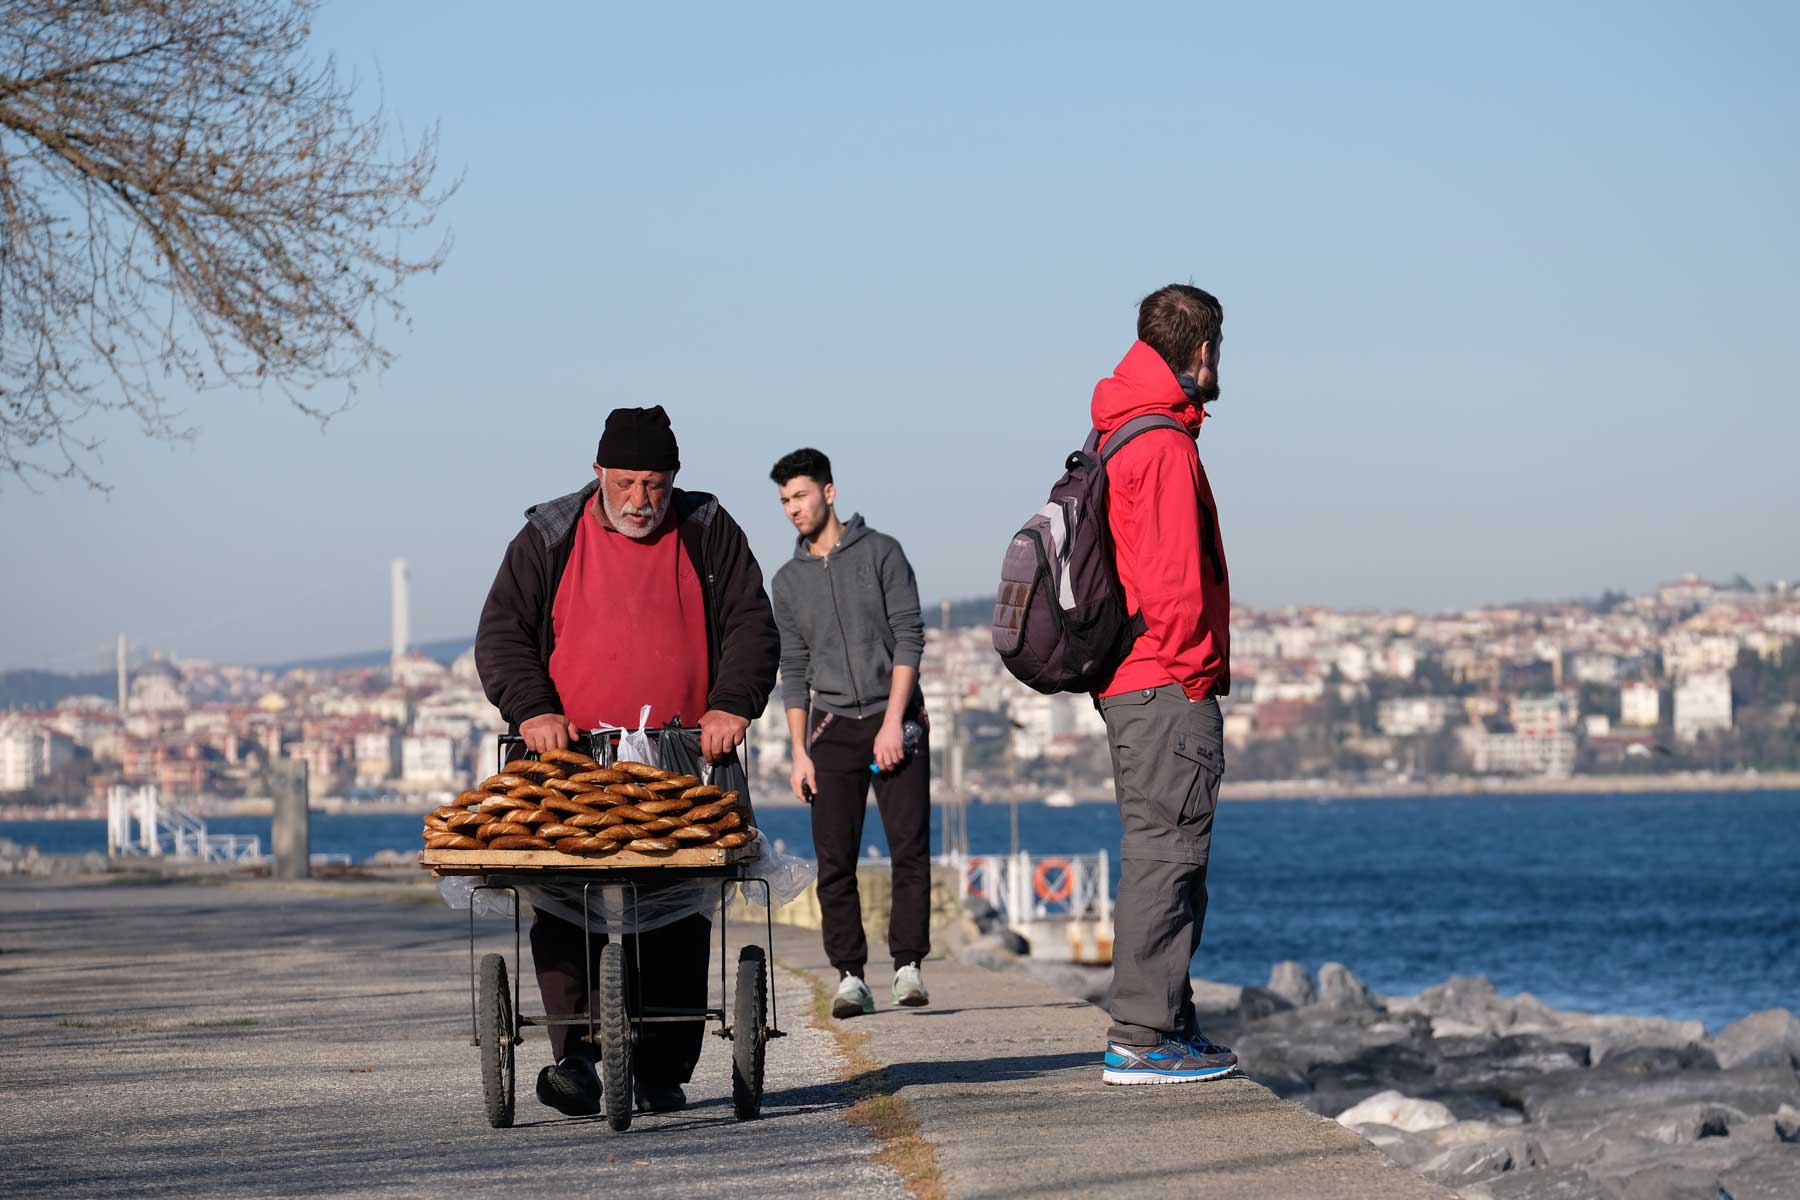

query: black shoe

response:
[535,1057,601,1116]
[634,1078,687,1113]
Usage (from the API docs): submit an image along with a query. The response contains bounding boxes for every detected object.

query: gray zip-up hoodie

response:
[770,514,925,719]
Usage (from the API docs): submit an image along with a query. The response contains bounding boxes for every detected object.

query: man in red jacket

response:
[1093,284,1241,1086]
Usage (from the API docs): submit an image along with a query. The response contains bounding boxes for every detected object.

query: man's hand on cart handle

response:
[519,712,582,753]
[699,709,750,763]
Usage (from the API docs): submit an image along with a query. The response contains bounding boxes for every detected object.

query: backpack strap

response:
[1090,413,1188,461]
[1085,415,1185,641]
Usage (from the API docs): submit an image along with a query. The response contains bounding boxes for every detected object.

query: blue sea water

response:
[5,790,1795,1031]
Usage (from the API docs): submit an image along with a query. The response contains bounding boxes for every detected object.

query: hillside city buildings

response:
[2,572,1796,811]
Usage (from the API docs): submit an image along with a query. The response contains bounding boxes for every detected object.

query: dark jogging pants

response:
[1097,686,1225,1046]
[808,708,932,976]
[529,909,711,1085]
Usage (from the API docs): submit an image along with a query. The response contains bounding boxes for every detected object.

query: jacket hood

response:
[1090,340,1205,438]
[791,512,868,561]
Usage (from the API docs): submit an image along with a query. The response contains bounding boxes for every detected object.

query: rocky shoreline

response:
[961,918,1799,1200]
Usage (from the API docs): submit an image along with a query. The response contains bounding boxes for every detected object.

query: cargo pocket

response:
[1171,729,1224,830]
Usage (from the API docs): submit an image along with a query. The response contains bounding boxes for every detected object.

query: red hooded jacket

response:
[1091,341,1231,701]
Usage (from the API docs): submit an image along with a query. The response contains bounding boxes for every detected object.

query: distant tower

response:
[116,633,128,718]
[390,559,411,664]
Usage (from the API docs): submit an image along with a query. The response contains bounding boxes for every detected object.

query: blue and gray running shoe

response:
[1103,1036,1240,1085]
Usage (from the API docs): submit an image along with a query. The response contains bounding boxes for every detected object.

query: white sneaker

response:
[832,973,875,1018]
[892,964,929,1007]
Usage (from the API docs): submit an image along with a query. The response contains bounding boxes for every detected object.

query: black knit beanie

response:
[595,405,680,471]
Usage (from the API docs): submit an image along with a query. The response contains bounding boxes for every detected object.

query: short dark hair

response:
[771,447,832,488]
[1137,284,1223,375]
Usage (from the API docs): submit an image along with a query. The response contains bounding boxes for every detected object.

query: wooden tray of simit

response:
[421,841,761,874]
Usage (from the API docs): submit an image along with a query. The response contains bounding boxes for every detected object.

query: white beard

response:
[601,485,673,540]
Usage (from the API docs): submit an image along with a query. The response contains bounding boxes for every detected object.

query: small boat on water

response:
[1044,790,1075,808]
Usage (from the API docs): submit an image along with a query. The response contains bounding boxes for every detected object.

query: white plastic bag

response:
[615,704,657,767]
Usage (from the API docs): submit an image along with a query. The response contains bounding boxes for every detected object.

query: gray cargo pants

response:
[1097,685,1225,1047]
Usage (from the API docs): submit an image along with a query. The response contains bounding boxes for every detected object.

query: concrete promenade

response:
[0,876,1443,1199]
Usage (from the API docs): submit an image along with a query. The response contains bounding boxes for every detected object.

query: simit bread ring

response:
[540,748,600,769]
[612,761,669,781]
[566,810,613,828]
[589,823,647,842]
[679,785,723,803]
[505,783,554,801]
[516,809,557,826]
[477,821,531,841]
[711,809,744,832]
[683,799,735,824]
[505,759,562,779]
[641,817,684,834]
[601,805,655,824]
[446,812,494,831]
[603,782,656,803]
[659,774,701,790]
[489,835,555,850]
[712,831,751,848]
[478,796,534,815]
[624,838,677,852]
[637,797,692,816]
[569,768,632,785]
[456,790,493,807]
[425,832,481,849]
[538,823,584,840]
[479,773,529,792]
[431,806,465,821]
[542,794,601,816]
[545,777,604,795]
[672,824,715,841]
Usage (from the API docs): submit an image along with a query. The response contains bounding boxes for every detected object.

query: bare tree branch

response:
[0,0,456,488]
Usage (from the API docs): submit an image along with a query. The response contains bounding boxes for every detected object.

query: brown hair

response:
[1137,284,1223,375]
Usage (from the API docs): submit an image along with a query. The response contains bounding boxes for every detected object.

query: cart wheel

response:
[598,942,633,1132]
[477,953,515,1128]
[732,945,768,1120]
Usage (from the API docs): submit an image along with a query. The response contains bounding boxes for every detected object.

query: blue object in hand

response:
[871,720,925,775]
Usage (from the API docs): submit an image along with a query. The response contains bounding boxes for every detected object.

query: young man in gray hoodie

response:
[769,447,932,1017]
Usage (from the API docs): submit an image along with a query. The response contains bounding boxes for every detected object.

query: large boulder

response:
[1337,1089,1456,1133]
[1317,962,1381,1012]
[1267,960,1317,1007]
[1597,1042,1719,1074]
[1711,1008,1800,1071]
[1235,985,1294,1022]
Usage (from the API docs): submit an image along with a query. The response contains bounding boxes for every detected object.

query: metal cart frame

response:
[447,727,786,1131]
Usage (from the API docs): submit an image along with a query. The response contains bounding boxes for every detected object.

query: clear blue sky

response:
[6,0,1797,671]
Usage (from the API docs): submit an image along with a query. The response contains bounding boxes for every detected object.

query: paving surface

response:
[0,878,902,1199]
[793,952,1453,1200]
[0,875,1448,1198]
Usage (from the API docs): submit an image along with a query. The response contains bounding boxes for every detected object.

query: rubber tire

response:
[478,953,515,1128]
[732,945,767,1120]
[598,942,633,1132]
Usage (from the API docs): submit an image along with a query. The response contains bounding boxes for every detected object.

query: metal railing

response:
[949,849,1112,925]
[106,785,264,863]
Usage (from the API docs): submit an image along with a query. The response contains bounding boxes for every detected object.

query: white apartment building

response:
[354,733,400,785]
[1673,672,1732,742]
[1377,696,1460,738]
[1661,632,1741,679]
[1461,729,1577,777]
[401,735,459,786]
[1509,693,1578,737]
[1621,681,1661,727]
[0,720,76,792]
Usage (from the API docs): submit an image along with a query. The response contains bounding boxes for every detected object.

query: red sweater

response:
[1092,341,1232,701]
[548,501,709,729]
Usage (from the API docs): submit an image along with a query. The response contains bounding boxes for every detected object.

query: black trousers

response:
[809,708,932,975]
[528,907,711,1086]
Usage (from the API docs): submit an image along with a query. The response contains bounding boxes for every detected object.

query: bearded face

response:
[599,468,674,539]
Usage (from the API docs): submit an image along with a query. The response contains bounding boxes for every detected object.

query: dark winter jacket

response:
[475,481,780,729]
[770,514,925,719]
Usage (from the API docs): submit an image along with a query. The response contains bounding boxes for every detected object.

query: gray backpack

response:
[991,414,1185,694]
